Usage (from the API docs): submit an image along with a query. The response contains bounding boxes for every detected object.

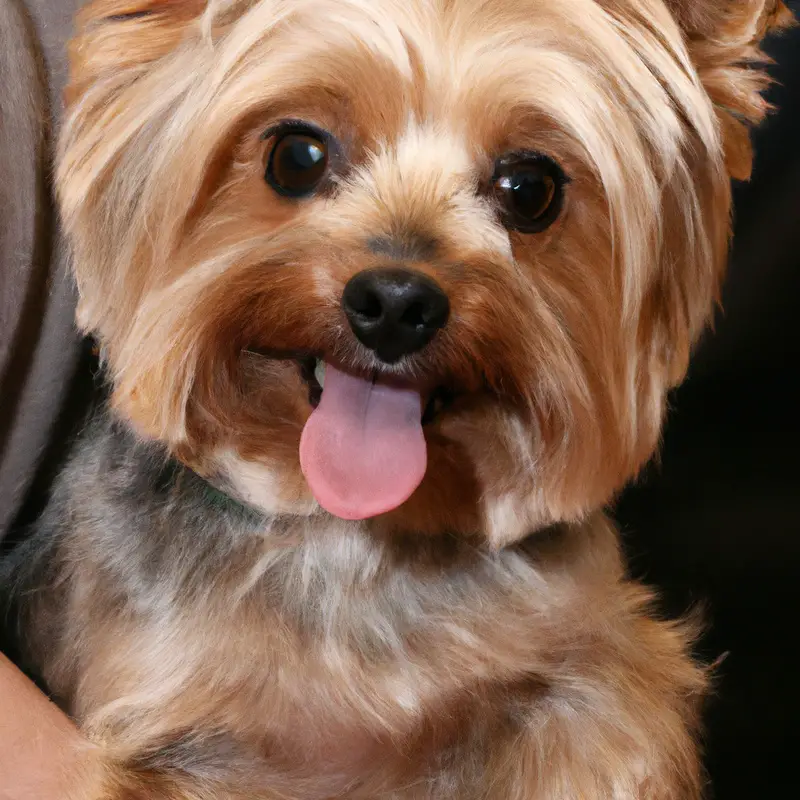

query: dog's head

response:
[58,0,791,542]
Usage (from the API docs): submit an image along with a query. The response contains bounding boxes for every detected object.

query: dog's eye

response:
[491,153,566,233]
[266,127,329,198]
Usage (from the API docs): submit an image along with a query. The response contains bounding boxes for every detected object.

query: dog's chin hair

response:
[213,449,319,516]
[15,0,790,797]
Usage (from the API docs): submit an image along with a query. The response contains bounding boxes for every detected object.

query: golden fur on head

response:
[36,1,789,798]
[58,0,787,544]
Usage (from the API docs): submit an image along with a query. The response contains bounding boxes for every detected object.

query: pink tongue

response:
[299,364,427,520]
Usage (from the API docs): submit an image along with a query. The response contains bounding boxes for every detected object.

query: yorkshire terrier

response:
[2,0,791,797]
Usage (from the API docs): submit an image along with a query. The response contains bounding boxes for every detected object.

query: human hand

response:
[0,653,102,800]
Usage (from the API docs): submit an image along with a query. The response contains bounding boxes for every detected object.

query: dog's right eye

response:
[491,152,567,234]
[265,126,329,198]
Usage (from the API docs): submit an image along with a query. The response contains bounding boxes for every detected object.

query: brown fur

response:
[29,0,791,797]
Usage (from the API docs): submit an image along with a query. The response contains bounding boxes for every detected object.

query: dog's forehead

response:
[224,4,576,122]
[224,0,691,156]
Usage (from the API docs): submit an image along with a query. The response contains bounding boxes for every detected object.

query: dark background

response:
[614,4,800,795]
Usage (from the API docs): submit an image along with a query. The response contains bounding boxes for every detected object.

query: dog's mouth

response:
[297,356,454,425]
[245,349,456,520]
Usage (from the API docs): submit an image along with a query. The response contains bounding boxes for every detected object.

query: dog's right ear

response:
[664,0,795,179]
[67,0,207,103]
[665,0,794,42]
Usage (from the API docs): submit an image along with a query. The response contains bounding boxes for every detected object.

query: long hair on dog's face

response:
[57,0,791,542]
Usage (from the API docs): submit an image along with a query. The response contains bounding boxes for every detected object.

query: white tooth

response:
[314,359,326,388]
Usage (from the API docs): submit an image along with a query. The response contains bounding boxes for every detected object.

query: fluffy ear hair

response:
[66,0,207,103]
[666,0,795,179]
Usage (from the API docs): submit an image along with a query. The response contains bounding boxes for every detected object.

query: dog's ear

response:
[66,0,207,103]
[665,0,795,179]
[666,0,794,39]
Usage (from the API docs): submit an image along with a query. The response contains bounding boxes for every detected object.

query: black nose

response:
[342,268,450,363]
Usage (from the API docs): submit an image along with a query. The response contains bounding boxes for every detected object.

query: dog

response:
[2,0,791,797]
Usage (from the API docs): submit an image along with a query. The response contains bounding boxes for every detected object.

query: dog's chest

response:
[110,591,500,791]
[60,487,544,788]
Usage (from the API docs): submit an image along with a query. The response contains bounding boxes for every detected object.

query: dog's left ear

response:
[665,0,795,179]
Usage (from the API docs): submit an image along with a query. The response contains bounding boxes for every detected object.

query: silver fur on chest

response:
[2,409,697,798]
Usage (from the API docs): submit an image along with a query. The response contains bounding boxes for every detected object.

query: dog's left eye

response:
[265,126,329,198]
[491,153,566,233]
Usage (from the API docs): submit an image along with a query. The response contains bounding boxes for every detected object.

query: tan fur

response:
[46,0,789,797]
[44,513,706,799]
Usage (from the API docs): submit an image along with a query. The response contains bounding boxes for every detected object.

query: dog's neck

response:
[100,412,601,644]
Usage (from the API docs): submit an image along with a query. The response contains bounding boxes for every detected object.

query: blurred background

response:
[615,2,800,795]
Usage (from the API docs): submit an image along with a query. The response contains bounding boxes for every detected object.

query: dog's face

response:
[58,0,789,542]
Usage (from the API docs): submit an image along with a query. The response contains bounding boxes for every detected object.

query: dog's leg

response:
[77,754,284,800]
[483,595,706,799]
[74,763,195,800]
[70,726,305,800]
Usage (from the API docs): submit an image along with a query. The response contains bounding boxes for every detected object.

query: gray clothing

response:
[0,0,83,541]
